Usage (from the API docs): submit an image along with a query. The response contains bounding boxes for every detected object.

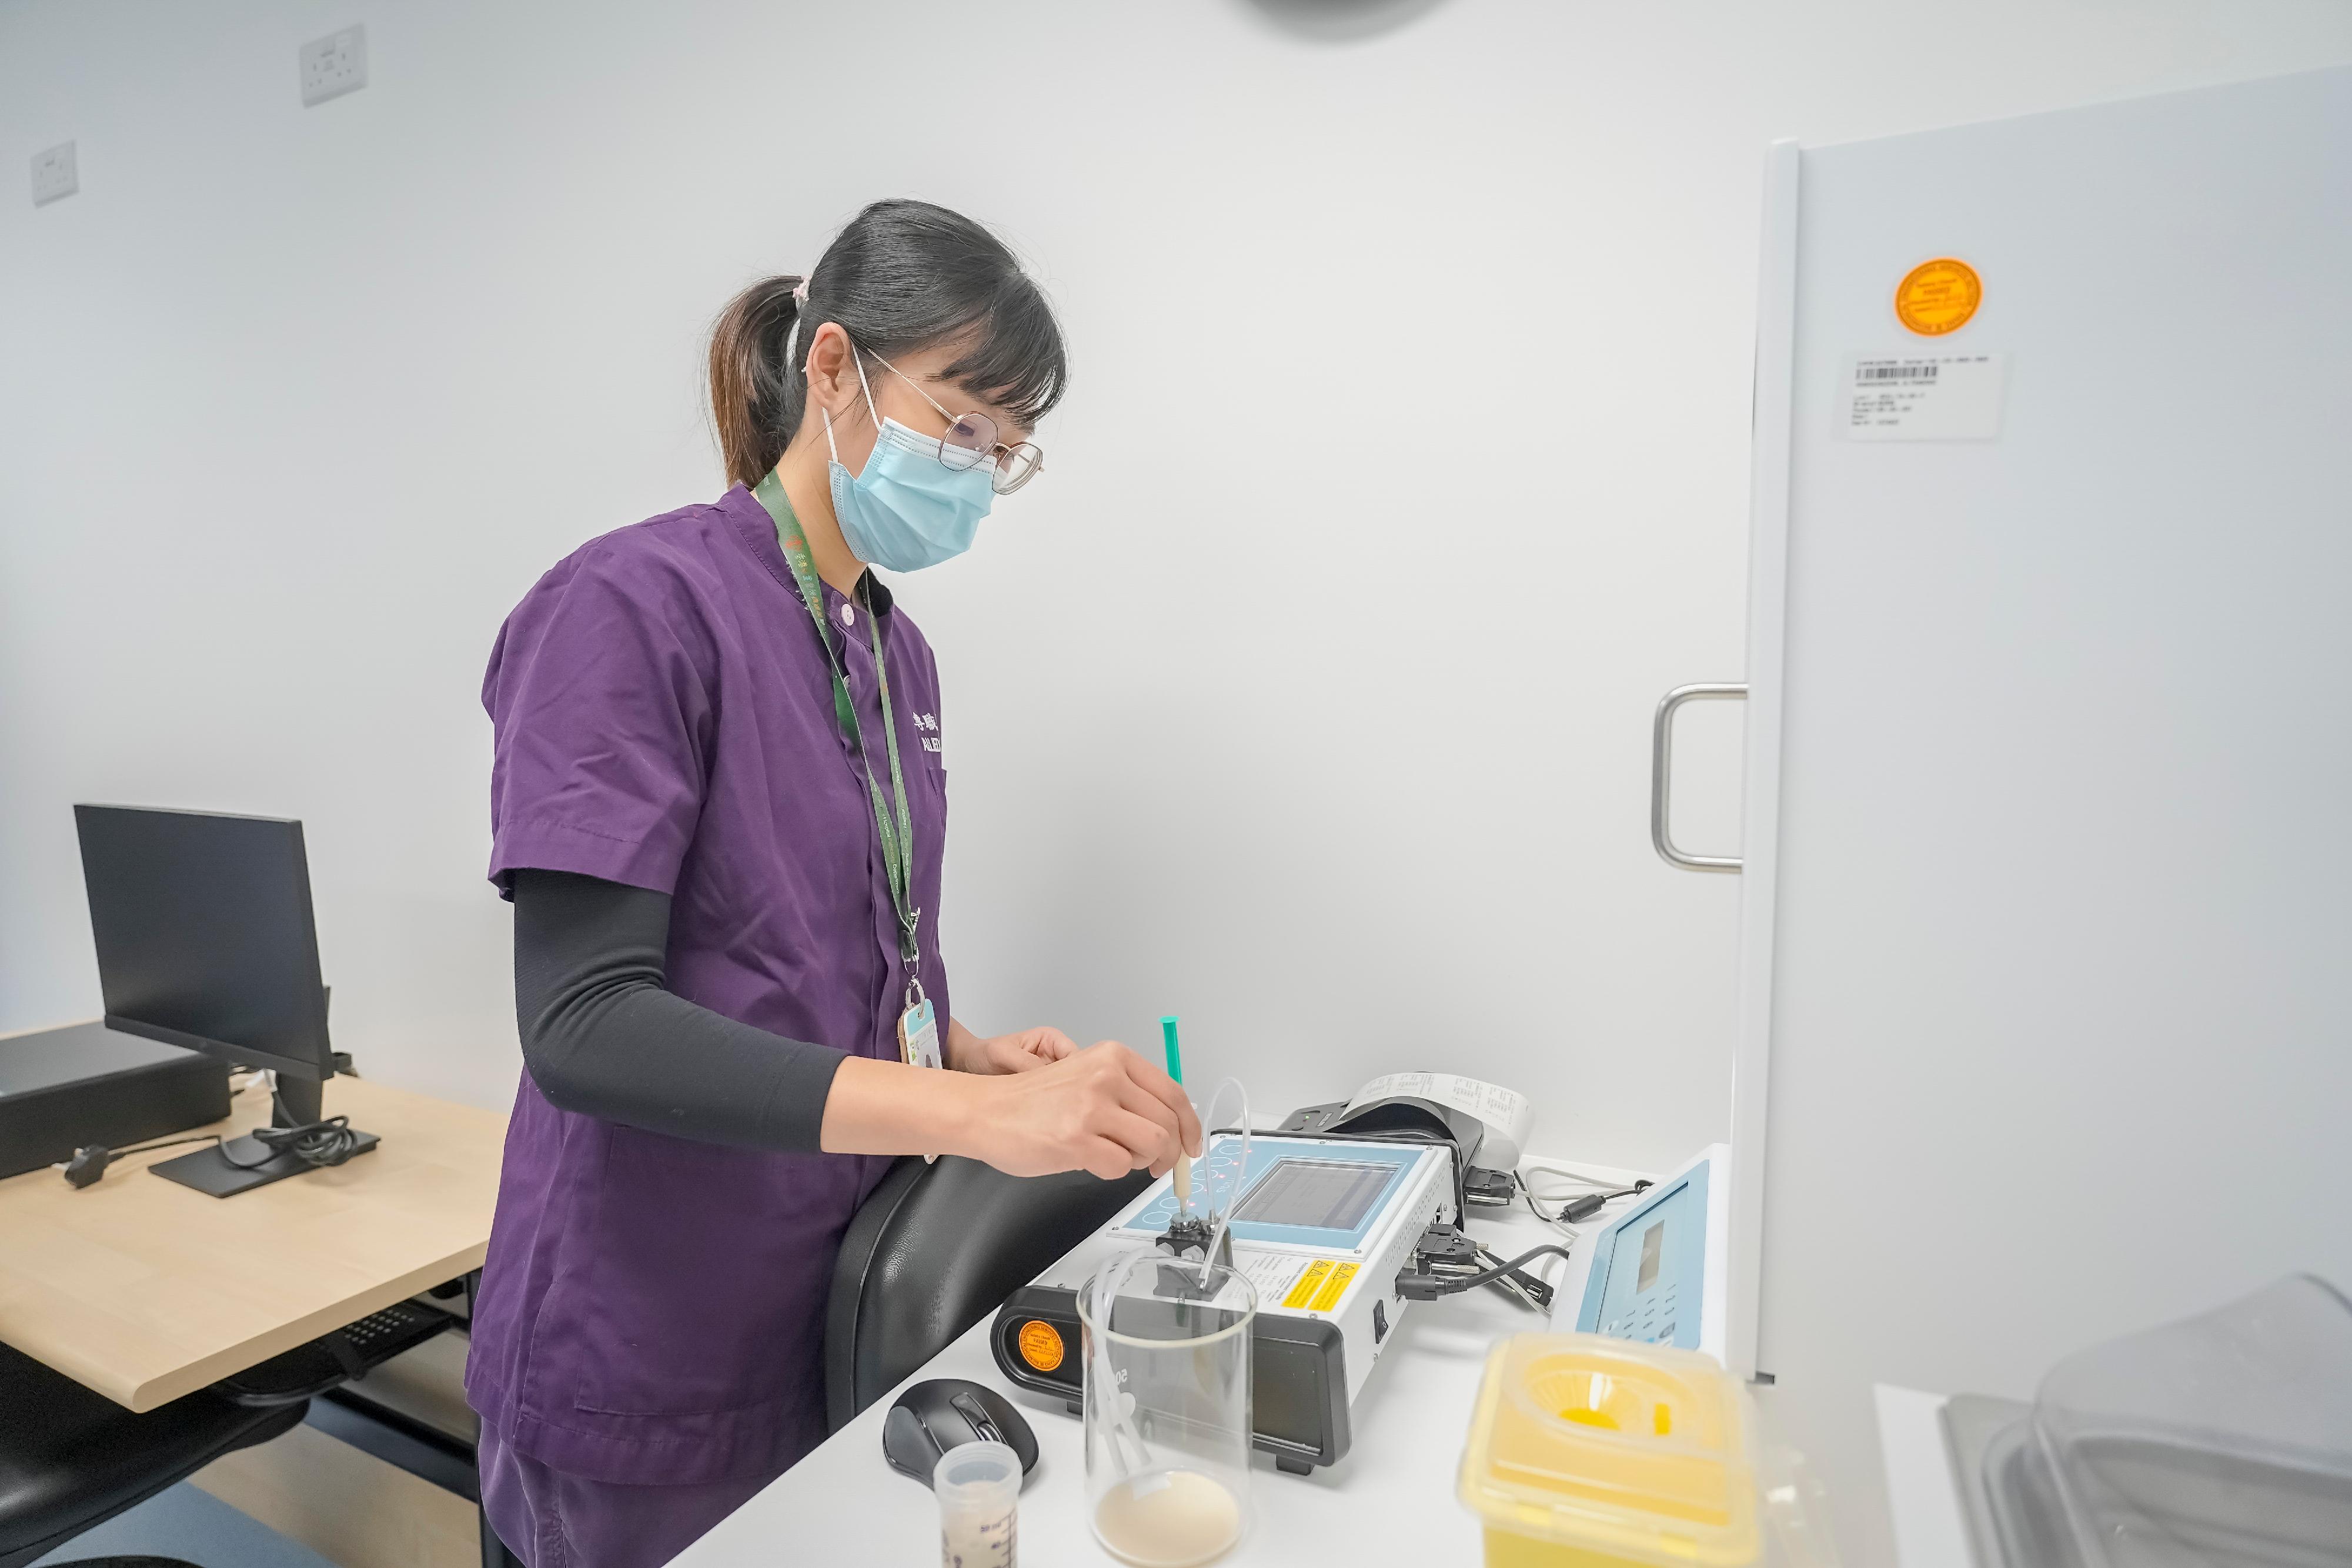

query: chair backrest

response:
[0,1340,308,1568]
[824,1156,1150,1431]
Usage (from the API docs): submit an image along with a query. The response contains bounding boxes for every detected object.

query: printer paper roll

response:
[1346,1073,1533,1170]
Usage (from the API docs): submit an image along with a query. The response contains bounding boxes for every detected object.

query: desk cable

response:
[56,1134,223,1189]
[1395,1235,1575,1308]
[1391,1171,1656,1311]
[1518,1166,1652,1230]
[228,1115,362,1168]
[59,1114,365,1189]
[1203,1129,1650,1310]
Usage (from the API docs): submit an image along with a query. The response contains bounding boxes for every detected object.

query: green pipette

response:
[1161,1015,1192,1212]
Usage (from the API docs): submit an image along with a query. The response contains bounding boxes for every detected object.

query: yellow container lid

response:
[1458,1333,1762,1568]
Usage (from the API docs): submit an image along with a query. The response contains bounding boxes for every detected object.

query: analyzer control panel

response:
[1120,1135,1434,1254]
[1564,1145,1728,1362]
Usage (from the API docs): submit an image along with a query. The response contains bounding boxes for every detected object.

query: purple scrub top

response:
[466,483,951,1486]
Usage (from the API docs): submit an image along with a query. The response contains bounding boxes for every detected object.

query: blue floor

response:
[31,1481,335,1568]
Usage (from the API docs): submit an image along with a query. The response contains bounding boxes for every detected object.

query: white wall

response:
[5,0,2347,1169]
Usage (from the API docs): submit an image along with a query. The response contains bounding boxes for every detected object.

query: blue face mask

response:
[823,352,995,573]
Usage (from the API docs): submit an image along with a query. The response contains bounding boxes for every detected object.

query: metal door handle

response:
[1651,683,1748,872]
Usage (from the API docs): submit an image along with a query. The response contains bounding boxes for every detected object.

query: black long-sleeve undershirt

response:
[510,867,847,1151]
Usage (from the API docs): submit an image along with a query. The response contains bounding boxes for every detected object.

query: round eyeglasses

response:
[861,348,1045,495]
[938,411,1044,495]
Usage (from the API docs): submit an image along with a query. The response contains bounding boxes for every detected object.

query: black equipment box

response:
[0,1022,232,1179]
[991,1284,1354,1474]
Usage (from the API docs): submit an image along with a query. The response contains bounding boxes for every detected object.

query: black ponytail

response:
[709,200,1067,489]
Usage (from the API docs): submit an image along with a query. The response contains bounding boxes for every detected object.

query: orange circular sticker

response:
[1017,1319,1065,1373]
[1894,258,1982,336]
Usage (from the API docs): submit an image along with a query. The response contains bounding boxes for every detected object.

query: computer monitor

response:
[74,804,376,1195]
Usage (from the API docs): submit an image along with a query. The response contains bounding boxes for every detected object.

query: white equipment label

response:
[1838,352,2007,440]
[1242,1251,1309,1305]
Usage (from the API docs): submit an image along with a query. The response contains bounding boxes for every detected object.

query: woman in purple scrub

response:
[466,199,1200,1568]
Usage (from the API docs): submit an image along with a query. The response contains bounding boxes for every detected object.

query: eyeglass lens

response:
[936,410,1044,494]
[993,443,1042,494]
[940,413,996,470]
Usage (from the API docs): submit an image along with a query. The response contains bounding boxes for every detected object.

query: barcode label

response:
[1839,352,2007,441]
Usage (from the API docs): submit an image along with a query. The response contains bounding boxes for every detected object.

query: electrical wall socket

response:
[299,24,368,107]
[31,141,78,206]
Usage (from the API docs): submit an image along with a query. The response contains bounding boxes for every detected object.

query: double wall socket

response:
[31,142,78,206]
[299,24,368,106]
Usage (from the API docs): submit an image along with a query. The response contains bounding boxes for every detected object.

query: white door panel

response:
[1735,66,2352,1566]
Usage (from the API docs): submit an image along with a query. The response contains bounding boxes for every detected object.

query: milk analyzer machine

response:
[989,1073,1551,1473]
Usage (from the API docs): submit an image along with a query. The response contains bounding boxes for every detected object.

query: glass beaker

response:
[1079,1252,1255,1568]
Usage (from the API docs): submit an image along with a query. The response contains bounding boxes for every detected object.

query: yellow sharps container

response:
[1458,1333,1761,1568]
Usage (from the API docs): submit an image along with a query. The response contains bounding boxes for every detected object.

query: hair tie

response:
[791,275,811,307]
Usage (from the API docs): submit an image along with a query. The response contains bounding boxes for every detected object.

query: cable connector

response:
[1395,1230,1574,1308]
[1395,1223,1481,1300]
[1463,1167,1518,1206]
[1395,1272,1448,1302]
[57,1132,226,1189]
[1415,1223,1481,1269]
[60,1146,118,1189]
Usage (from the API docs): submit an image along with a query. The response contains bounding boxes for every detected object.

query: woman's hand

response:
[965,1042,1202,1181]
[945,1018,1078,1075]
[819,1039,1200,1181]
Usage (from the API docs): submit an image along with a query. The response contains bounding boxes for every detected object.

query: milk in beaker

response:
[1092,1468,1241,1567]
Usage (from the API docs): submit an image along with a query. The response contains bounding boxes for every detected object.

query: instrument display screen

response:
[1579,1164,1708,1352]
[1232,1159,1394,1232]
[1119,1135,1436,1251]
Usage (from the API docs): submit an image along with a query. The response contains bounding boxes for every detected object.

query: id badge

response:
[898,997,943,1071]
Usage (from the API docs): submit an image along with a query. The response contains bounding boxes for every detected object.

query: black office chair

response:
[824,1156,1151,1430]
[0,1343,309,1568]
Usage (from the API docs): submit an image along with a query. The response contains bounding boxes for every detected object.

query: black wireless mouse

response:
[881,1378,1038,1485]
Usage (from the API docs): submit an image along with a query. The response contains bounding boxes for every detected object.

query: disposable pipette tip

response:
[1160,1015,1182,1085]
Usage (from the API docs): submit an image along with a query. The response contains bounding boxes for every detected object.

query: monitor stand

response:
[150,1072,379,1198]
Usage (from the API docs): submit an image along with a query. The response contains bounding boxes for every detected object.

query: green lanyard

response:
[753,470,923,992]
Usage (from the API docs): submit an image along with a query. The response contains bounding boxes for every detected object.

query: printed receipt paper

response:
[1345,1073,1534,1169]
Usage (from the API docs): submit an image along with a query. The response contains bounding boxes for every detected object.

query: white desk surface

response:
[681,1156,1652,1568]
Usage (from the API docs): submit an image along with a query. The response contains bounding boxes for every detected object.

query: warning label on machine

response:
[1282,1261,1335,1309]
[1243,1252,1309,1306]
[1265,1258,1361,1313]
[1309,1262,1359,1312]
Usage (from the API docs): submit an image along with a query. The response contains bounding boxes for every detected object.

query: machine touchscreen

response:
[1232,1159,1394,1232]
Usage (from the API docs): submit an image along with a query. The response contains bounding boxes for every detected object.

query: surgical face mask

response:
[822,352,995,572]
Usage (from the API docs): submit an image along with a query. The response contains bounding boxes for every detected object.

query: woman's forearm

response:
[820,1055,984,1156]
[510,871,1190,1176]
[512,868,848,1151]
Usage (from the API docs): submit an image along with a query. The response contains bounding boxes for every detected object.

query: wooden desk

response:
[0,1044,507,1412]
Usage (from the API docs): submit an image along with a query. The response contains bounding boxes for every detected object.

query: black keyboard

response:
[216,1299,457,1406]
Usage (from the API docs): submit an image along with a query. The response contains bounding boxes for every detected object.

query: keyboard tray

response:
[216,1299,459,1407]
